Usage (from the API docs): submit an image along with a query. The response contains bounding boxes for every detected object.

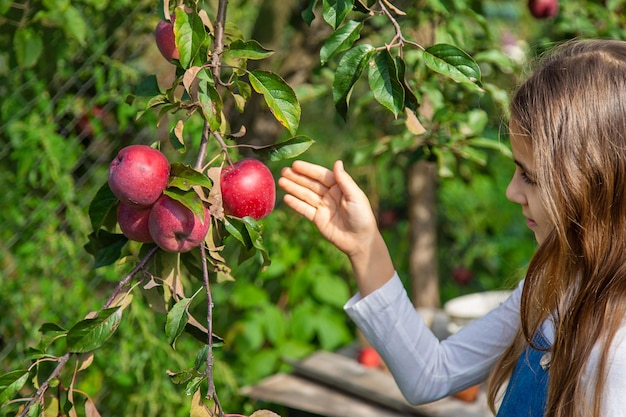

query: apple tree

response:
[1,0,503,415]
[3,0,600,416]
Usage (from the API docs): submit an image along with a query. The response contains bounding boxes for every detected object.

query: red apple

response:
[220,158,276,220]
[358,346,382,368]
[108,145,170,208]
[148,195,210,253]
[528,0,558,19]
[117,203,154,243]
[452,266,473,286]
[155,16,179,61]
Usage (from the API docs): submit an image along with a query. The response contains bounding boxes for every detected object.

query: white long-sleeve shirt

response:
[344,272,626,414]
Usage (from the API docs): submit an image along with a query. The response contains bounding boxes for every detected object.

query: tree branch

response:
[194,121,211,170]
[104,245,159,308]
[200,243,224,416]
[211,0,229,84]
[16,353,70,417]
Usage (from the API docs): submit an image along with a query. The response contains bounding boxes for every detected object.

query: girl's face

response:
[506,132,553,244]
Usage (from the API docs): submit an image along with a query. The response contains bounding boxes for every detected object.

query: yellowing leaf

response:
[405,108,426,135]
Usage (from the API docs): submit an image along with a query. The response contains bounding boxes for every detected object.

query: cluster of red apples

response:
[109,145,275,253]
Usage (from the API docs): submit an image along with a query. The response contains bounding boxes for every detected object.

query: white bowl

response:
[443,290,512,332]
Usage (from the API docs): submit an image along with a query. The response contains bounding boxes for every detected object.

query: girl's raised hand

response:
[278,160,377,257]
[279,160,395,295]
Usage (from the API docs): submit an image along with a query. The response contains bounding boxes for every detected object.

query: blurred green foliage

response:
[2,0,626,416]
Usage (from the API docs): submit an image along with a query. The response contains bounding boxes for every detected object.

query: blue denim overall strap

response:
[496,332,551,417]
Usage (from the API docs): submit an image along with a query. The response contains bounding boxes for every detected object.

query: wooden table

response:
[241,351,493,417]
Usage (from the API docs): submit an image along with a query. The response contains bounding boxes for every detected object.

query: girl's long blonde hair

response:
[487,39,626,417]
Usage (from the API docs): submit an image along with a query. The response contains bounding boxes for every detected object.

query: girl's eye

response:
[521,172,537,186]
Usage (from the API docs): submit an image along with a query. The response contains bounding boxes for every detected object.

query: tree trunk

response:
[407,160,439,308]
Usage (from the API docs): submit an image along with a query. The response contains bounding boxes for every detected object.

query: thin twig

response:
[199,244,224,416]
[214,131,233,166]
[16,354,71,417]
[377,0,422,50]
[103,245,159,308]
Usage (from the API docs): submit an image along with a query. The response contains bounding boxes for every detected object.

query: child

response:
[278,39,626,417]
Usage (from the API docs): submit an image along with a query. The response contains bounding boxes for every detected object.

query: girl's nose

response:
[506,175,526,206]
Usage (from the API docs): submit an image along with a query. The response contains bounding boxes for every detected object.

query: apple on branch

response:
[108,144,170,208]
[117,203,154,243]
[149,195,210,253]
[155,16,179,61]
[528,0,559,19]
[220,158,276,220]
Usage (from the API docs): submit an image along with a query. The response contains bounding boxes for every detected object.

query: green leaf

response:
[134,75,162,97]
[249,70,301,136]
[13,27,43,68]
[223,217,270,268]
[224,217,250,247]
[162,188,208,223]
[185,376,205,395]
[169,163,213,191]
[28,403,42,417]
[165,297,192,347]
[174,8,207,69]
[167,367,200,385]
[395,56,420,112]
[315,309,351,350]
[332,44,375,120]
[63,5,87,45]
[88,182,118,233]
[433,147,456,178]
[0,0,11,15]
[241,216,270,267]
[259,135,315,161]
[66,307,123,353]
[422,44,483,92]
[320,20,363,65]
[261,304,286,345]
[323,0,354,29]
[84,230,128,268]
[367,49,405,118]
[231,283,270,308]
[467,137,512,157]
[38,323,68,350]
[227,39,274,60]
[198,79,223,131]
[0,370,29,405]
[312,274,350,308]
[194,345,209,370]
[301,0,317,25]
[454,144,487,165]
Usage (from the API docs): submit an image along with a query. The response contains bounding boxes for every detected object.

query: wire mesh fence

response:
[1,1,167,279]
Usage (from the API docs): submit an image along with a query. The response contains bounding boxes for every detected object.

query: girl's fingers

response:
[282,193,317,222]
[290,160,337,189]
[278,175,325,212]
[278,164,335,196]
